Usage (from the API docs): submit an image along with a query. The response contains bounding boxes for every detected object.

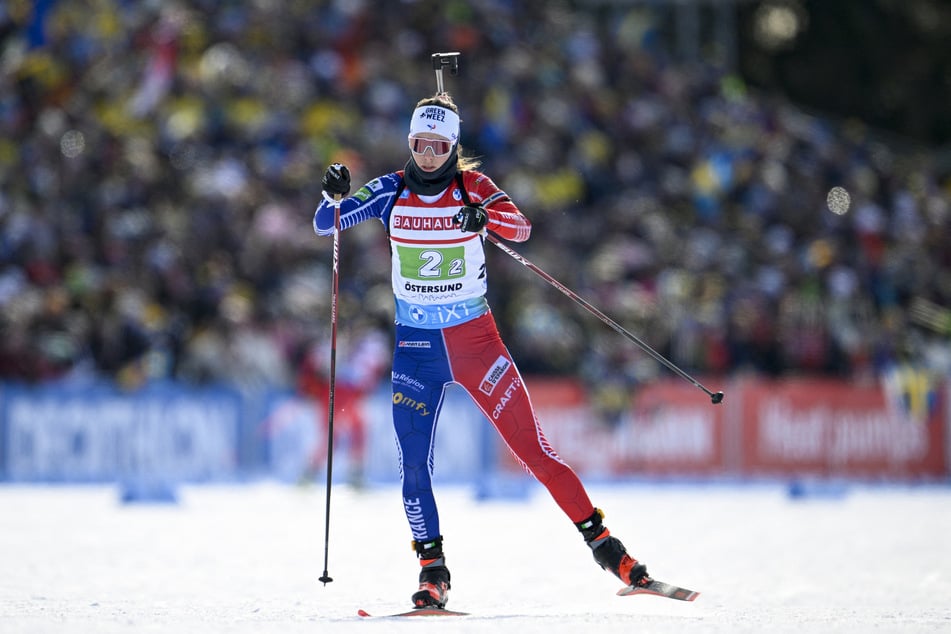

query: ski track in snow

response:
[3,481,950,633]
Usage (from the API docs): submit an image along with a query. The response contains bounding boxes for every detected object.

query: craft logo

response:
[492,377,520,420]
[479,355,511,395]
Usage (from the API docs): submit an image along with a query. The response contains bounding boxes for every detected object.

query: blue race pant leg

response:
[392,325,453,542]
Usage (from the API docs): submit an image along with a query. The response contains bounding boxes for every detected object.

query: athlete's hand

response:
[455,205,488,233]
[322,163,350,196]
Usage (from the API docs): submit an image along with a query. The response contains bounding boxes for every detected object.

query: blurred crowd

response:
[1,0,949,393]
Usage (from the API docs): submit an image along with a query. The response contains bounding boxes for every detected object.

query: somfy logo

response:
[479,355,511,395]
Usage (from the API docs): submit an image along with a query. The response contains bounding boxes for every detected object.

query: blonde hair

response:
[415,94,481,171]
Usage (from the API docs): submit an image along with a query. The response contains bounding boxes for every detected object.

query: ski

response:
[617,578,699,601]
[356,578,696,618]
[357,607,470,618]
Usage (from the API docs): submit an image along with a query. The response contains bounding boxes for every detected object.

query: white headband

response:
[409,105,460,143]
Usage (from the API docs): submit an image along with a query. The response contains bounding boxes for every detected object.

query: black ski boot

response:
[410,536,451,609]
[576,508,649,588]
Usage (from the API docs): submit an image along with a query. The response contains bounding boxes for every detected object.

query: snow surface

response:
[3,481,950,633]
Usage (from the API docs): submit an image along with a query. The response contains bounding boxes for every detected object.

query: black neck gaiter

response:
[403,151,459,196]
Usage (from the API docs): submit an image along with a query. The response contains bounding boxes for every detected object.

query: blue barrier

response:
[0,380,488,486]
[0,382,243,483]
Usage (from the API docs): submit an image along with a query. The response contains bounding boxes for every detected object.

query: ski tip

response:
[357,609,371,617]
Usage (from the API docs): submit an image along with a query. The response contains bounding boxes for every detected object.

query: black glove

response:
[322,163,351,196]
[455,205,488,233]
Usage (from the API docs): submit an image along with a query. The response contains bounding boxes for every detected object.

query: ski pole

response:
[318,193,342,586]
[485,232,724,405]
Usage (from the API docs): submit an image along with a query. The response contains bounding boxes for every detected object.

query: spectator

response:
[0,1,948,391]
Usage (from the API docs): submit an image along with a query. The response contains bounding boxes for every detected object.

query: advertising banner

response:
[492,375,946,481]
[740,376,946,479]
[491,378,728,478]
[1,383,241,482]
[0,373,946,483]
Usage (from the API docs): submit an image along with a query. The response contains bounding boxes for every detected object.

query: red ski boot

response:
[576,509,649,588]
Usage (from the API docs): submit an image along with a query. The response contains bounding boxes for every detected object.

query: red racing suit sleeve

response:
[461,170,531,243]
